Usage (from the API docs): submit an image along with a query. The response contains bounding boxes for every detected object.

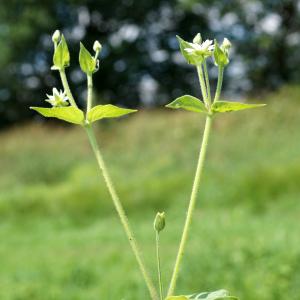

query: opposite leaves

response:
[212,101,266,113]
[87,104,137,123]
[52,35,70,70]
[30,106,84,125]
[166,95,208,114]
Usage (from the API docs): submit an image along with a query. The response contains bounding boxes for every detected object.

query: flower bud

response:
[193,33,202,44]
[52,30,61,43]
[154,212,165,233]
[93,40,102,53]
[222,38,231,50]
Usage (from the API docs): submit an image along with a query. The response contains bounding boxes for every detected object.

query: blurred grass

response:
[0,85,300,299]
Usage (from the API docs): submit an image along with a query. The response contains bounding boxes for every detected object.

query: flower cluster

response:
[178,33,232,66]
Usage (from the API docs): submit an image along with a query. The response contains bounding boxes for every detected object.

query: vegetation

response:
[1,86,299,300]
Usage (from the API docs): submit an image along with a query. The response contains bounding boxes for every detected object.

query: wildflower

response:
[184,39,214,58]
[45,88,69,107]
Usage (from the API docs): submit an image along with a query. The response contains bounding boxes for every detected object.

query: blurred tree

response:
[0,0,299,127]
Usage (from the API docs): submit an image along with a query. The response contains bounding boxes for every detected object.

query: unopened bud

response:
[154,212,165,233]
[52,30,61,43]
[222,38,231,50]
[193,33,202,44]
[93,40,102,53]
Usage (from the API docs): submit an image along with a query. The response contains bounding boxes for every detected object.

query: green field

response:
[1,86,300,300]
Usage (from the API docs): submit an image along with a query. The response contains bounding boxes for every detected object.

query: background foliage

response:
[0,0,300,127]
[1,86,300,299]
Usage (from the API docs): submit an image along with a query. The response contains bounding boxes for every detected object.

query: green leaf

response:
[213,40,229,67]
[166,296,188,300]
[79,43,97,74]
[87,104,137,123]
[166,95,208,113]
[212,101,266,113]
[176,35,201,65]
[188,289,238,300]
[52,35,70,70]
[30,106,84,125]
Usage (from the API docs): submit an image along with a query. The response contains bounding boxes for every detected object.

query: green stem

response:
[87,74,93,113]
[203,61,211,104]
[85,125,159,300]
[167,115,213,297]
[59,69,78,108]
[196,65,208,106]
[214,66,224,103]
[156,232,164,300]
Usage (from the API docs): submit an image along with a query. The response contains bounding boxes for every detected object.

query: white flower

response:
[184,39,214,57]
[45,88,69,107]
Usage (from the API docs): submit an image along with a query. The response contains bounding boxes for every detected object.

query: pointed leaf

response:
[213,40,229,67]
[212,101,266,113]
[176,35,201,65]
[30,106,84,125]
[87,104,137,123]
[166,296,188,300]
[166,95,208,113]
[52,35,70,70]
[79,42,97,74]
[188,289,238,300]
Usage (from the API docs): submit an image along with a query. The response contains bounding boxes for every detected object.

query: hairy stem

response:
[156,232,164,300]
[196,65,208,106]
[203,61,211,104]
[214,66,224,103]
[167,115,212,296]
[59,69,78,108]
[85,125,159,300]
[87,74,93,113]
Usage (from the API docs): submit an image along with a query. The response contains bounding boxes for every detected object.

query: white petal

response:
[184,48,195,53]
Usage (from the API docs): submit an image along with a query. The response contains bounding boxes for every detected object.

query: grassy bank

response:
[0,86,300,299]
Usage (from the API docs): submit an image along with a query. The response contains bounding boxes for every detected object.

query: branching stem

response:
[196,65,208,106]
[203,61,211,104]
[214,66,224,103]
[87,74,93,113]
[59,69,78,108]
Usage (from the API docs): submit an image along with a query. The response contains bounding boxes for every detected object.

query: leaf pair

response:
[30,105,136,125]
[166,95,265,115]
[166,289,238,300]
[52,36,98,74]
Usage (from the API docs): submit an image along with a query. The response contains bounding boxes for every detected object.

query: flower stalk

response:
[167,33,230,296]
[167,114,213,296]
[85,124,158,300]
